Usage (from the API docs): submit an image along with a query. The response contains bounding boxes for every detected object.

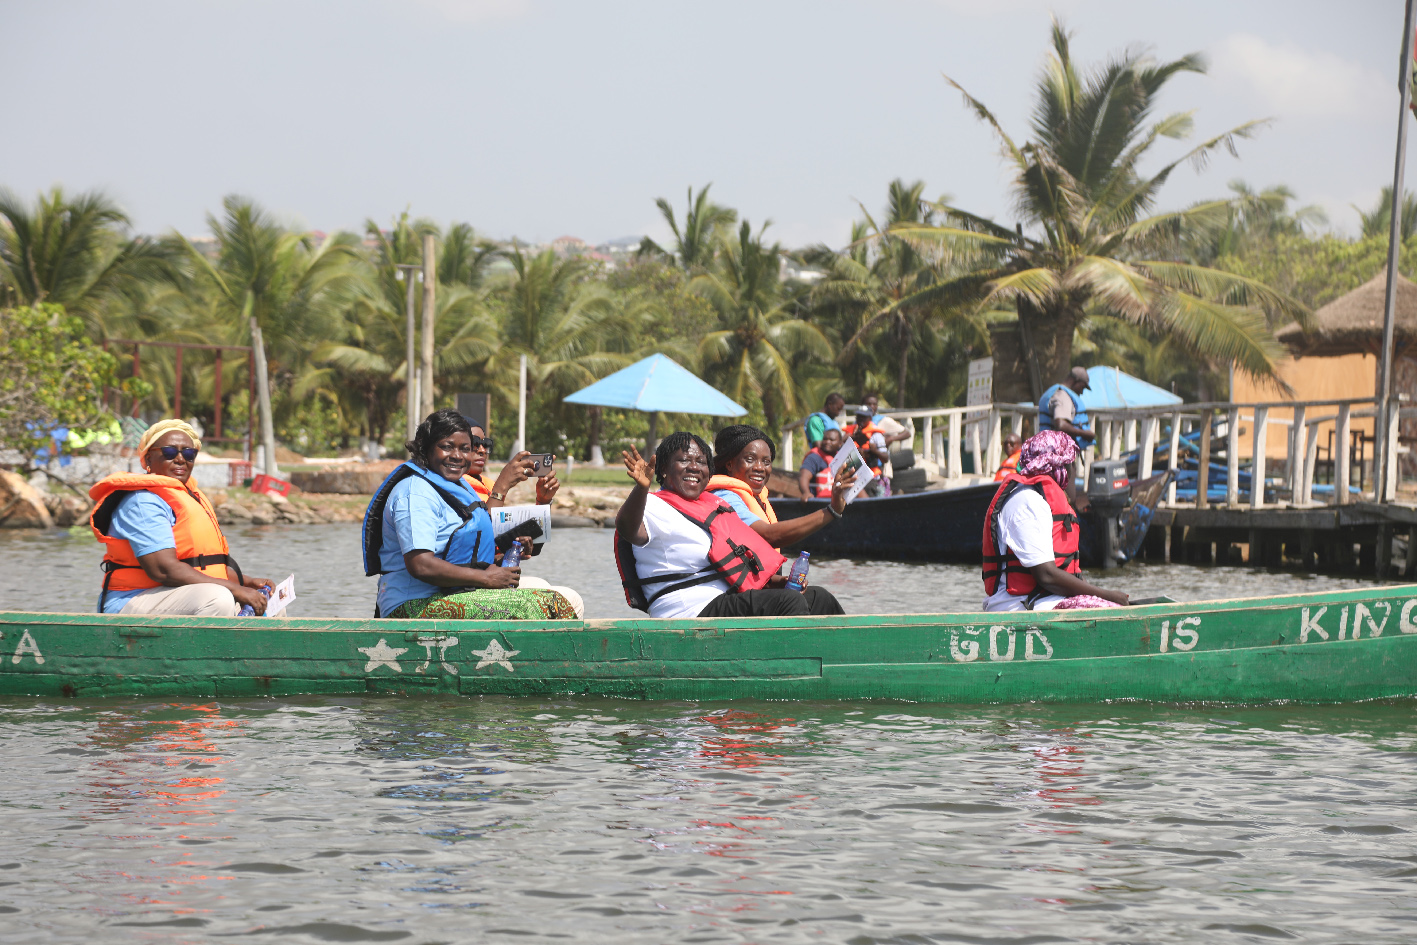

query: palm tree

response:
[695,221,832,430]
[500,246,642,438]
[808,179,990,405]
[438,222,502,288]
[0,187,172,327]
[1356,185,1417,241]
[179,197,362,475]
[906,21,1306,401]
[637,185,738,272]
[1188,180,1327,263]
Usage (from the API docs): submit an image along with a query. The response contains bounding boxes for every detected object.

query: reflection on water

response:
[0,523,1387,618]
[3,697,1416,942]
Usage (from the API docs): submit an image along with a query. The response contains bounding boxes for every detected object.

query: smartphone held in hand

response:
[527,453,556,477]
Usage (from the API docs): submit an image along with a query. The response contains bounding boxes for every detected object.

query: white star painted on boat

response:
[358,638,408,673]
[471,639,519,672]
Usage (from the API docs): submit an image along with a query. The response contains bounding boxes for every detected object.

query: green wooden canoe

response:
[2,584,1415,703]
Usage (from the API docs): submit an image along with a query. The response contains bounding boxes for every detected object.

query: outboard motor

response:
[1086,459,1131,569]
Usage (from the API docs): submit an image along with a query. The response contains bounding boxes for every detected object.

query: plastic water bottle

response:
[502,541,523,568]
[785,552,811,592]
[237,585,272,617]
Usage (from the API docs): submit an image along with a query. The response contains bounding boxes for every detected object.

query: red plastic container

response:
[249,473,291,497]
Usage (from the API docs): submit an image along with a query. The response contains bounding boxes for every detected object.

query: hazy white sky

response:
[5,0,1414,247]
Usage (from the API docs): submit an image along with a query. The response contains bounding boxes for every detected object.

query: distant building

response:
[550,235,589,256]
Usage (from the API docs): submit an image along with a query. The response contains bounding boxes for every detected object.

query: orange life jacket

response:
[463,472,496,500]
[842,421,885,474]
[89,473,240,613]
[994,450,1022,482]
[981,472,1080,605]
[613,490,787,613]
[802,447,834,498]
[705,474,778,525]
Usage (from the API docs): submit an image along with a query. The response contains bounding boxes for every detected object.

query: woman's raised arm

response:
[615,447,655,546]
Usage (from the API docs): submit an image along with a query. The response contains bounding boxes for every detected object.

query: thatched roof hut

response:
[1276,269,1417,357]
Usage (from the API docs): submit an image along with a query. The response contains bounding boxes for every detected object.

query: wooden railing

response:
[1088,399,1414,507]
[782,396,1413,506]
[780,403,1033,481]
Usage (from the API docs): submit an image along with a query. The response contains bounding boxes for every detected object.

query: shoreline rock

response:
[0,471,54,528]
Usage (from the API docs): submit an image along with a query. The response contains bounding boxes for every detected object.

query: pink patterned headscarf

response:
[1018,430,1077,487]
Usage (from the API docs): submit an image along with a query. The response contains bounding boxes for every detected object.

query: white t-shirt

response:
[983,487,1066,612]
[631,493,732,619]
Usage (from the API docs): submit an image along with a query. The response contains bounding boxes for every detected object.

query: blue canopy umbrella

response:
[1078,365,1182,410]
[564,354,745,453]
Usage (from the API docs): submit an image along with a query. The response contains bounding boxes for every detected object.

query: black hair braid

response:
[653,432,713,484]
[405,408,472,468]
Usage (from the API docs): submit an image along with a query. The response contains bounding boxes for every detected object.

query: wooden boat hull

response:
[2,585,1415,703]
[773,475,1167,565]
[772,483,1000,560]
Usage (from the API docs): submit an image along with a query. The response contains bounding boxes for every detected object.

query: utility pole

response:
[395,263,421,443]
[420,234,437,421]
[1378,0,1417,503]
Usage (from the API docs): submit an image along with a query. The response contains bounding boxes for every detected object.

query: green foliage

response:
[0,304,120,465]
[1214,234,1417,311]
[912,19,1302,393]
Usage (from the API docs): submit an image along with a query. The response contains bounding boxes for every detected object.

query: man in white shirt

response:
[982,430,1128,612]
[983,486,1068,612]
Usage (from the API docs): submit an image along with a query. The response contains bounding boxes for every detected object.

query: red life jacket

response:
[981,472,1080,604]
[613,490,787,613]
[804,447,834,498]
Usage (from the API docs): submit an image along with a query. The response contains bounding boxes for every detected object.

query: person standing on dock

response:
[803,393,845,448]
[89,420,275,616]
[981,431,1128,612]
[1037,367,1096,450]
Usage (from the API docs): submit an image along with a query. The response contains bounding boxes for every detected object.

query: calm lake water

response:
[1,527,1412,943]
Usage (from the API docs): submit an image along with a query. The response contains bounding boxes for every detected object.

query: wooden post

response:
[922,416,933,465]
[1385,402,1400,502]
[173,345,183,418]
[404,265,419,442]
[214,349,224,439]
[1226,407,1241,507]
[1336,403,1352,505]
[1125,418,1138,453]
[1251,406,1268,509]
[1289,405,1306,504]
[1139,416,1157,481]
[782,428,794,470]
[1303,417,1321,506]
[969,420,983,478]
[1197,411,1212,510]
[247,350,255,462]
[1166,411,1181,505]
[420,233,436,420]
[947,411,962,480]
[986,408,1002,474]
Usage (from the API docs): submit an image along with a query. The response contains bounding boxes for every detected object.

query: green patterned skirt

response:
[386,587,576,621]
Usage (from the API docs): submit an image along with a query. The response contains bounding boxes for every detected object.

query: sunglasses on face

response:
[469,436,494,452]
[149,446,199,462]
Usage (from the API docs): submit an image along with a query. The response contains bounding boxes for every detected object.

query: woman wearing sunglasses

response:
[88,419,274,616]
[460,426,560,509]
[362,409,581,620]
